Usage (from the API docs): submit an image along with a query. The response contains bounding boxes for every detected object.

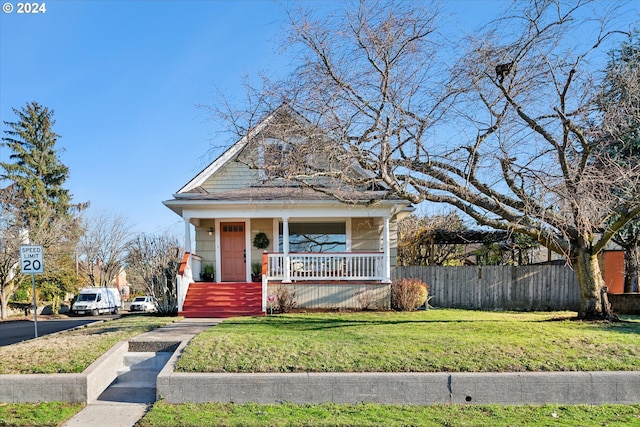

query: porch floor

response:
[180,282,264,318]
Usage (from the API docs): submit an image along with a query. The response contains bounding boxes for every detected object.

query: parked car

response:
[71,287,121,316]
[129,296,157,313]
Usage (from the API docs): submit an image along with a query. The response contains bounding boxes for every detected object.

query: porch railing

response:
[176,252,201,312]
[266,252,386,282]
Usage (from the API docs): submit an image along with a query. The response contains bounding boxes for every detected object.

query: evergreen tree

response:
[1,101,72,228]
[0,102,84,318]
[598,32,640,293]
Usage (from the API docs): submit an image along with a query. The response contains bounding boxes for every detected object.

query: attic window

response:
[260,138,293,180]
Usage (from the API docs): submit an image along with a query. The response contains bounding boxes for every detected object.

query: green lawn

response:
[0,402,83,427]
[176,310,640,373]
[1,310,640,427]
[139,402,640,426]
[155,310,640,426]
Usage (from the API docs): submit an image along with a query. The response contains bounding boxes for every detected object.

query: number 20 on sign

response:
[20,245,44,274]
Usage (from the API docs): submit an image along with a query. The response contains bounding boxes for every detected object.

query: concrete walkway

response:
[62,319,221,427]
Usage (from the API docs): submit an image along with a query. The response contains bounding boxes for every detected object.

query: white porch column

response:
[282,216,291,283]
[184,218,192,253]
[382,216,391,283]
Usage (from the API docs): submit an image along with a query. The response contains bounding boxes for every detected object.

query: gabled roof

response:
[170,104,409,209]
[177,105,290,194]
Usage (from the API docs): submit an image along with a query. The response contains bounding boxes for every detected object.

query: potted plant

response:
[252,232,270,250]
[201,263,215,282]
[251,261,262,282]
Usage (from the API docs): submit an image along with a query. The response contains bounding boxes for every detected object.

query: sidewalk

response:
[62,318,221,427]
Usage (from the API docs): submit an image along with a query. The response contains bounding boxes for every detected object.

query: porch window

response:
[279,222,346,252]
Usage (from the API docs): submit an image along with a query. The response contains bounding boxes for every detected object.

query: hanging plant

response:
[253,232,270,249]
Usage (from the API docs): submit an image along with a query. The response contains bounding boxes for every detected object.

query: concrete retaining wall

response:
[158,343,640,405]
[83,341,128,403]
[448,371,640,404]
[0,373,87,403]
[0,341,127,404]
[157,370,640,405]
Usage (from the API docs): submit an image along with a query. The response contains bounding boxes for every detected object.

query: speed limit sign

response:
[20,245,44,274]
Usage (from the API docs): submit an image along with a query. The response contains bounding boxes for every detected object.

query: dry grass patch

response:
[0,315,177,374]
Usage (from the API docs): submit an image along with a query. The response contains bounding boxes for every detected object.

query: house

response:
[163,105,414,317]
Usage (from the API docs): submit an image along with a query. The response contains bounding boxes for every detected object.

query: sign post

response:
[267,294,275,315]
[20,245,44,338]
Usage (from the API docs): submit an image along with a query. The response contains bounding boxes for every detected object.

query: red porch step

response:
[180,282,264,318]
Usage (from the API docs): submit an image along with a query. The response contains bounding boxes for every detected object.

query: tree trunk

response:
[624,242,640,293]
[571,249,617,320]
[0,293,7,320]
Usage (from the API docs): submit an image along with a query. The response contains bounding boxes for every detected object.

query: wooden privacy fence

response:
[392,265,580,311]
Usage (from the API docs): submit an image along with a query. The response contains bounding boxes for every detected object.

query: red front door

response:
[220,222,246,282]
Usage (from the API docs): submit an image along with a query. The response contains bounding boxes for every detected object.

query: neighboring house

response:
[112,269,130,302]
[163,105,414,317]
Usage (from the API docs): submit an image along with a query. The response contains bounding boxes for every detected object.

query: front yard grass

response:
[139,402,640,427]
[0,402,83,426]
[176,310,640,373]
[154,310,640,426]
[1,310,639,427]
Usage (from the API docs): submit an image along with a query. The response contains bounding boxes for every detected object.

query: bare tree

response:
[397,212,467,266]
[76,212,133,287]
[442,0,639,318]
[0,187,82,319]
[126,233,183,315]
[216,0,639,319]
[0,188,28,319]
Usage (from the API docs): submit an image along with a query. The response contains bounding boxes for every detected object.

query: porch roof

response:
[171,186,393,202]
[164,186,414,219]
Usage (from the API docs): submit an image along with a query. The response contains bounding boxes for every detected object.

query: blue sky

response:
[1,0,297,236]
[1,0,634,237]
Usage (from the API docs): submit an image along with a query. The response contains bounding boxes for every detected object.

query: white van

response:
[129,295,157,313]
[71,287,121,316]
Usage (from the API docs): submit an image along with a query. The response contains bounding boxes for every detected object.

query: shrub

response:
[275,286,297,313]
[391,278,429,311]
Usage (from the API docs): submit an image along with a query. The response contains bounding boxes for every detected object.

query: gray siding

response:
[201,160,258,193]
[249,218,274,263]
[267,283,391,310]
[351,218,380,251]
[195,220,216,268]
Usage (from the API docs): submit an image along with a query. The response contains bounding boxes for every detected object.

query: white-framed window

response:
[279,222,346,252]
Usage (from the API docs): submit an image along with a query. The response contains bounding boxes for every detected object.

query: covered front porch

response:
[177,250,392,315]
[173,212,401,315]
[165,194,413,316]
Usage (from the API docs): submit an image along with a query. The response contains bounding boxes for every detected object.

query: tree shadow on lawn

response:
[542,315,640,337]
[221,312,609,333]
